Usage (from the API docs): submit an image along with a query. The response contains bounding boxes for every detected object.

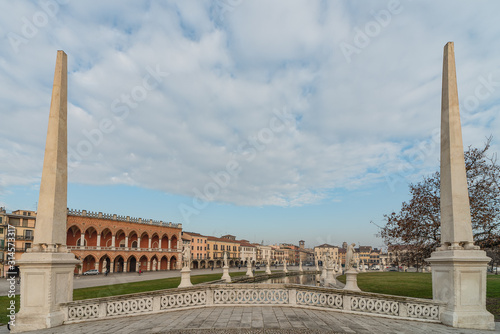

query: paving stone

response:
[14,306,500,334]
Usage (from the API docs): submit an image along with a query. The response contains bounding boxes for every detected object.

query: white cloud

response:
[1,0,499,208]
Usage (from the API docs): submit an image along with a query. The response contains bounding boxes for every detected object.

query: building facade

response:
[183,232,208,268]
[206,235,240,268]
[66,209,182,274]
[314,244,338,265]
[0,208,36,277]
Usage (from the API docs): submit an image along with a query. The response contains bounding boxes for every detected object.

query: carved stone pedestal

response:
[323,266,336,286]
[246,266,253,277]
[12,251,79,333]
[265,264,271,275]
[178,267,193,288]
[221,266,231,283]
[320,266,326,282]
[343,268,361,292]
[427,249,494,330]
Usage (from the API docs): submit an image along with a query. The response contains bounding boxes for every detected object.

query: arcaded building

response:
[66,209,182,274]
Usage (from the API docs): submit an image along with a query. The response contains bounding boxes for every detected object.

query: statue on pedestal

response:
[345,243,356,270]
[182,245,191,269]
[223,251,228,267]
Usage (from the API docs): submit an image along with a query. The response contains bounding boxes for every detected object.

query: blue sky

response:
[1,1,499,248]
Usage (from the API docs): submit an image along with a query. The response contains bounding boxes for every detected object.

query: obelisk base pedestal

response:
[178,267,193,288]
[221,266,231,283]
[343,269,361,292]
[12,251,79,333]
[427,249,494,330]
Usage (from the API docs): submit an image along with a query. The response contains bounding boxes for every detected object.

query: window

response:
[25,243,31,251]
[221,245,225,251]
[9,218,20,226]
[207,244,210,250]
[25,230,34,240]
[0,227,3,234]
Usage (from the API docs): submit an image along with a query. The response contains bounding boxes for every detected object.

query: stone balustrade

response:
[61,284,444,325]
[67,208,182,229]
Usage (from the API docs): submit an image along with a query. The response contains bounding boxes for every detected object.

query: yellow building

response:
[0,208,36,277]
[206,235,240,268]
[183,232,208,268]
[356,246,373,262]
[314,244,338,265]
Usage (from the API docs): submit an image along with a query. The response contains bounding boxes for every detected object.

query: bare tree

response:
[380,138,500,264]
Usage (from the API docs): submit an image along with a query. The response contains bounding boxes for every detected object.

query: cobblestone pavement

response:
[3,306,498,334]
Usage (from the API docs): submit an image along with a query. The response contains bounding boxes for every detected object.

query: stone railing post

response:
[399,302,408,318]
[289,288,296,306]
[206,287,213,306]
[153,296,161,312]
[343,295,351,311]
[99,302,107,318]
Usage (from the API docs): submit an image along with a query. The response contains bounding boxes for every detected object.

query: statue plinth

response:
[426,249,494,330]
[246,266,253,277]
[265,264,271,275]
[221,265,231,283]
[178,267,193,288]
[323,266,336,286]
[12,251,79,333]
[343,268,361,292]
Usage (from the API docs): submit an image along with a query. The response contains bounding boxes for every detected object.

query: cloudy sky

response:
[0,1,499,248]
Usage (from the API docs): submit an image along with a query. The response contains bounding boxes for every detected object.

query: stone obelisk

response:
[426,42,494,330]
[13,51,79,333]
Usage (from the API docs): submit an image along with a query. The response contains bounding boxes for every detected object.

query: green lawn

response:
[337,272,500,321]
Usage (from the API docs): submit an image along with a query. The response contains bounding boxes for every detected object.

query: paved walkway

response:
[2,306,498,334]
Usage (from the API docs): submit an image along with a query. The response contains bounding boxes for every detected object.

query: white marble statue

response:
[223,251,228,267]
[102,259,107,272]
[345,243,356,270]
[153,258,157,271]
[182,245,191,268]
